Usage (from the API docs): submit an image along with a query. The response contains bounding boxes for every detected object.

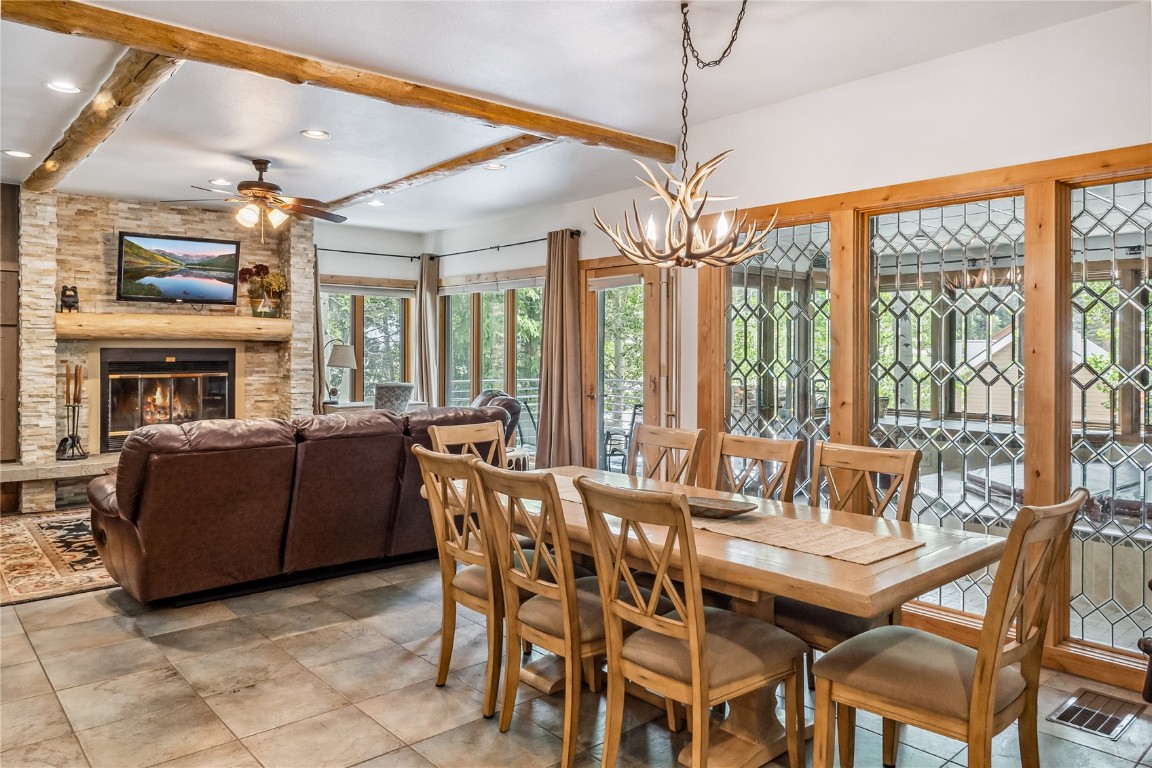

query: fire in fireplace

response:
[100,348,236,452]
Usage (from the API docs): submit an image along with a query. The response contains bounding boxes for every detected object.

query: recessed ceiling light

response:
[300,129,330,140]
[209,179,231,186]
[483,163,506,171]
[367,200,386,207]
[44,81,82,94]
[2,150,32,158]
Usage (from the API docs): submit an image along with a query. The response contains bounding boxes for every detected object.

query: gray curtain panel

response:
[312,247,326,413]
[414,253,440,406]
[535,229,583,468]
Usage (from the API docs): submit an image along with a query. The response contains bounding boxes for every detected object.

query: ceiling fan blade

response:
[284,204,347,223]
[191,185,233,195]
[276,196,330,209]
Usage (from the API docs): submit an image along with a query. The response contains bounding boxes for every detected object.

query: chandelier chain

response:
[678,1,749,178]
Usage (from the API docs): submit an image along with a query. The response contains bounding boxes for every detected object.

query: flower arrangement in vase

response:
[238,263,275,317]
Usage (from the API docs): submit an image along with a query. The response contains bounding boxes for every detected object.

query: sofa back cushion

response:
[285,410,407,572]
[389,405,510,556]
[118,418,298,599]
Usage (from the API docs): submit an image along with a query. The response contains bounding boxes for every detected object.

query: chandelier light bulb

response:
[645,215,657,245]
[715,212,730,239]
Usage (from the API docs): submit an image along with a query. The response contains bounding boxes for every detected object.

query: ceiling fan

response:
[165,158,347,233]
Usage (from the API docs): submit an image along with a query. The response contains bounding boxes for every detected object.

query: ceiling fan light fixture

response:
[266,208,290,228]
[236,203,261,228]
[483,163,506,171]
[44,81,82,94]
[300,129,330,140]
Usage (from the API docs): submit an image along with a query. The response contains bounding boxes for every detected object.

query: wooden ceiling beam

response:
[23,47,183,192]
[328,134,553,210]
[3,0,676,164]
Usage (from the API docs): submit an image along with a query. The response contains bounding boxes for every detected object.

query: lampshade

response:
[266,208,289,229]
[235,204,260,228]
[326,343,357,370]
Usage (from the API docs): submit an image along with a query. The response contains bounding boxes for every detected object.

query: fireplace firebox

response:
[100,348,236,452]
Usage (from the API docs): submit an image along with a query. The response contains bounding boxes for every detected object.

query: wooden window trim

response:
[698,144,1152,690]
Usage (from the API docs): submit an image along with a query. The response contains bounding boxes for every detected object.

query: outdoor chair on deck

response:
[812,487,1088,768]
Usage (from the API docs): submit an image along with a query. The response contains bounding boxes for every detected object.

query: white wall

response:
[313,222,423,280]
[332,4,1152,427]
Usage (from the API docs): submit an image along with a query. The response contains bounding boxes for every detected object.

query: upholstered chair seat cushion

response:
[517,576,608,643]
[773,596,888,647]
[621,606,808,690]
[451,564,491,599]
[811,625,1026,721]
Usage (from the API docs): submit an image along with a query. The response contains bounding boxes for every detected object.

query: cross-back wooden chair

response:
[429,420,508,468]
[777,441,923,683]
[575,475,807,768]
[813,487,1088,768]
[411,445,503,718]
[809,441,921,520]
[712,433,804,502]
[626,423,705,485]
[473,462,605,768]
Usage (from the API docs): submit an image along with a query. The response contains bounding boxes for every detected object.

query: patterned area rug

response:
[0,510,114,605]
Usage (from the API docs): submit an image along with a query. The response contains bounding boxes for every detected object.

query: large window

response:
[726,222,831,498]
[870,197,1026,617]
[1068,179,1151,652]
[321,289,409,402]
[441,280,544,447]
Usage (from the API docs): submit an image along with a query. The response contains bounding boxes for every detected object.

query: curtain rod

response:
[439,229,581,258]
[316,247,425,261]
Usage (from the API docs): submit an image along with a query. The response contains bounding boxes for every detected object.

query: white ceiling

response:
[0,1,1128,233]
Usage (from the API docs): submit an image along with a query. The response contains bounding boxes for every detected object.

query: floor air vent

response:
[1046,688,1145,740]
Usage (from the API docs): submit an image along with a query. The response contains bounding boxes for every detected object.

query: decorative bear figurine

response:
[59,285,80,312]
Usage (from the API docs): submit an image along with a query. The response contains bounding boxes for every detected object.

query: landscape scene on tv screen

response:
[118,233,240,304]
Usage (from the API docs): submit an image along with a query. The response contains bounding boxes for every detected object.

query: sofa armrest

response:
[87,474,122,520]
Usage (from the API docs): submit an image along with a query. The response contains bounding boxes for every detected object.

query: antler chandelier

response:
[594,1,776,269]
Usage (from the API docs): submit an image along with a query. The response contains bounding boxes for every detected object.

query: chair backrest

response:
[809,441,921,520]
[713,433,804,502]
[473,462,578,634]
[430,420,508,468]
[626,423,706,485]
[970,487,1088,723]
[411,444,487,570]
[575,475,708,683]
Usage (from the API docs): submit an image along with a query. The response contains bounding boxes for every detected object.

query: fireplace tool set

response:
[57,362,88,461]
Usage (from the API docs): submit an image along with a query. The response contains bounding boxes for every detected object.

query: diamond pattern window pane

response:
[870,197,1025,616]
[725,222,830,499]
[1069,179,1152,652]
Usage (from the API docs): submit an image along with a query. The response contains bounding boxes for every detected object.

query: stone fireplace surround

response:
[13,191,317,513]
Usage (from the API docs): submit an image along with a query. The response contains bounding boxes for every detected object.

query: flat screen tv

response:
[116,232,241,305]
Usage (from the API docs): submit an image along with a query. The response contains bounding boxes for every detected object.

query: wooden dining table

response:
[532,466,1008,768]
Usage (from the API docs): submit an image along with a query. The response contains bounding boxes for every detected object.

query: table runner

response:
[551,474,923,566]
[692,514,925,565]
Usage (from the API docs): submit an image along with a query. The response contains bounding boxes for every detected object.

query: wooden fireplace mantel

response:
[56,312,293,341]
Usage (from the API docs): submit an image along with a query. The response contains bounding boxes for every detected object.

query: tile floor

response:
[1,559,1149,768]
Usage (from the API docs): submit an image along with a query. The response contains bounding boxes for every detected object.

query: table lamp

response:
[323,342,357,404]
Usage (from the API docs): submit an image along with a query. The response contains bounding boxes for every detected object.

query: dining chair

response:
[575,475,807,768]
[812,487,1088,768]
[774,441,922,661]
[472,461,605,768]
[626,423,706,485]
[712,432,804,502]
[808,441,921,520]
[429,420,508,468]
[411,445,503,718]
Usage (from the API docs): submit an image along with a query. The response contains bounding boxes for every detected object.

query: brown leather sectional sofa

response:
[87,406,510,603]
